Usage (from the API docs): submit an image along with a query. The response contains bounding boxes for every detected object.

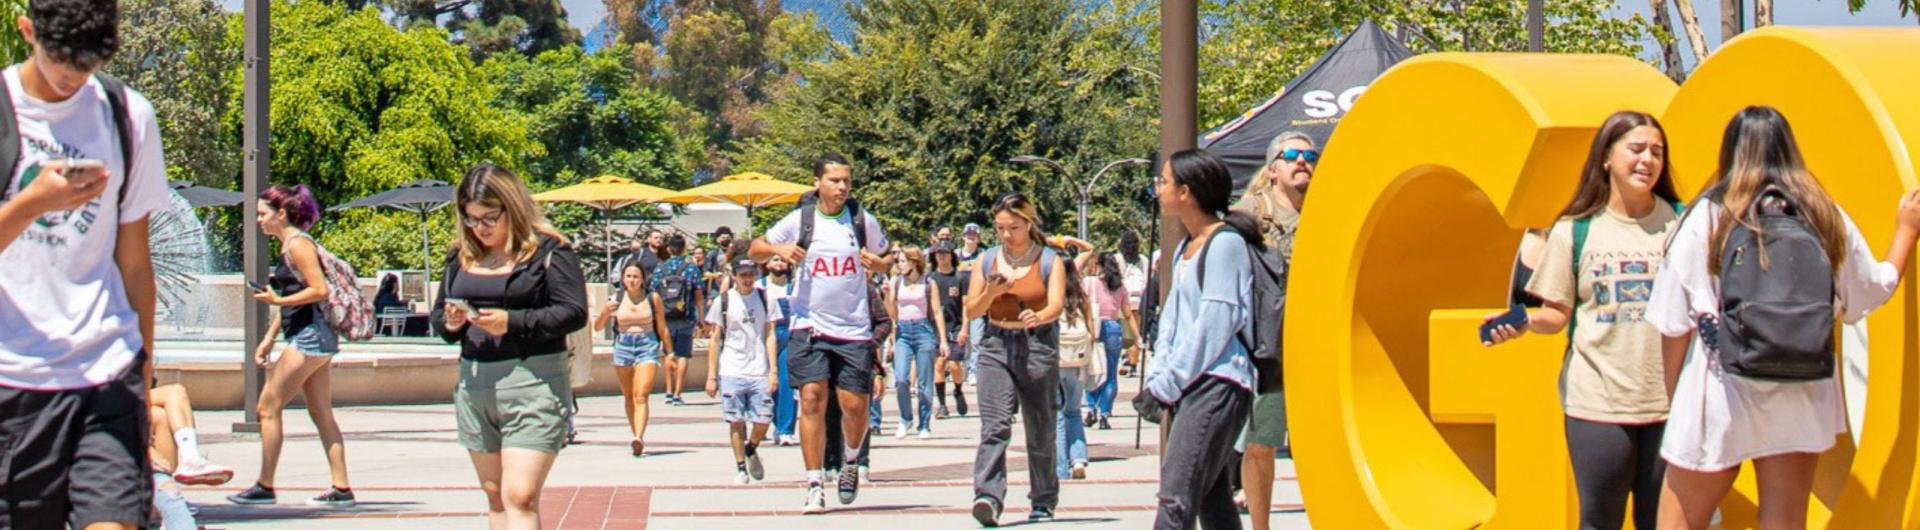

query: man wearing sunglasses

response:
[1230,130,1315,530]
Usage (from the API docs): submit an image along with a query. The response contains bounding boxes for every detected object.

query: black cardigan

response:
[430,235,588,361]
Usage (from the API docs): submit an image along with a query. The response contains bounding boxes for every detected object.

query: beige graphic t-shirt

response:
[1527,203,1680,424]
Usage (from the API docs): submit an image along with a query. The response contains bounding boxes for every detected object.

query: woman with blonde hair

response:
[431,164,588,530]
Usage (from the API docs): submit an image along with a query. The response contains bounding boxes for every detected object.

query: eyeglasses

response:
[462,211,503,229]
[1280,148,1320,163]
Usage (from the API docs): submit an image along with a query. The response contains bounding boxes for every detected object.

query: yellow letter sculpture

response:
[1288,27,1920,530]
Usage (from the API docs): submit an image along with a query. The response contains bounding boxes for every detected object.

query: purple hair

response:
[261,184,321,230]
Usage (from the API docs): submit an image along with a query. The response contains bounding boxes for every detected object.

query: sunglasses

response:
[1279,148,1321,163]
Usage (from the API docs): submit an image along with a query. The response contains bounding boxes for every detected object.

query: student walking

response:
[1648,106,1920,530]
[1484,111,1683,530]
[705,258,781,485]
[761,256,801,446]
[431,164,589,530]
[591,260,671,457]
[230,185,355,507]
[964,193,1069,526]
[655,234,705,406]
[1081,250,1136,430]
[886,246,950,439]
[1144,149,1261,530]
[749,154,892,514]
[930,243,971,418]
[1055,259,1104,481]
[0,3,174,525]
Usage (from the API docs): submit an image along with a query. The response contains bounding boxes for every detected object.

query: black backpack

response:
[658,261,696,319]
[1193,224,1288,393]
[1712,184,1836,381]
[0,73,137,207]
[797,191,869,251]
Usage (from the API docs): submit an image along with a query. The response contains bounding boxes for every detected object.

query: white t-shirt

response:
[758,276,794,322]
[764,205,888,341]
[1647,203,1896,471]
[0,68,170,391]
[706,288,777,378]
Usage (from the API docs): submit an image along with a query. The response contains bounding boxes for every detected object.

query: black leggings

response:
[1566,417,1667,530]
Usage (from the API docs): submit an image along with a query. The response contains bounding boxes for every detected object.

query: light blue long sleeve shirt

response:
[1146,230,1256,404]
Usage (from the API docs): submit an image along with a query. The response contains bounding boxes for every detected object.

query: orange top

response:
[987,264,1048,322]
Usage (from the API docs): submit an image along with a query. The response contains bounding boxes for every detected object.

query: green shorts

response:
[455,353,573,454]
[1237,390,1288,452]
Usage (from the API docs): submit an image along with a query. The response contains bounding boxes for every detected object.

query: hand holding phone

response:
[447,298,476,315]
[20,158,109,213]
[246,279,268,293]
[1479,303,1529,345]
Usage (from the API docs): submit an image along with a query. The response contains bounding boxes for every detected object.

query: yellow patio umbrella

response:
[533,175,676,269]
[656,172,814,235]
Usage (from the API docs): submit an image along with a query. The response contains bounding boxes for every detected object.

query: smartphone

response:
[446,298,476,315]
[246,279,267,293]
[61,159,108,182]
[1479,303,1528,344]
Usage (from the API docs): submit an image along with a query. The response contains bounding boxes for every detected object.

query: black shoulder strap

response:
[848,198,867,251]
[0,74,136,207]
[95,73,136,209]
[798,200,815,250]
[1194,225,1237,289]
[798,196,868,252]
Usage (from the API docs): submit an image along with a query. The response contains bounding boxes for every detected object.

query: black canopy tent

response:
[330,179,456,275]
[1198,20,1415,194]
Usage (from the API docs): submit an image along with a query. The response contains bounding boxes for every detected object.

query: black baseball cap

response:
[732,258,759,274]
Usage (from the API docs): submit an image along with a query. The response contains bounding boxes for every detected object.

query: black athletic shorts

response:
[0,353,151,529]
[787,329,875,394]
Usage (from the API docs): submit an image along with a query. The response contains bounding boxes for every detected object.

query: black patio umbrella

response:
[330,179,456,275]
[168,181,245,209]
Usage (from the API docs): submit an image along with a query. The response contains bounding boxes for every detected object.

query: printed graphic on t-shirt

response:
[1582,251,1661,325]
[13,137,109,249]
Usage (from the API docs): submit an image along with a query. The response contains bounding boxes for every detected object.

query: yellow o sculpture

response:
[1285,26,1920,530]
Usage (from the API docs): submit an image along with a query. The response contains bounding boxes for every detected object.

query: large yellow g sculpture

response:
[1288,27,1920,529]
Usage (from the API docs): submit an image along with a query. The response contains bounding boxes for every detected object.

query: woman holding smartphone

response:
[431,164,588,530]
[591,261,671,457]
[963,193,1068,526]
[1484,111,1682,530]
[228,185,355,507]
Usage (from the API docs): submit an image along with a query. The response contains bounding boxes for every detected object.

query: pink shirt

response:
[1083,276,1124,321]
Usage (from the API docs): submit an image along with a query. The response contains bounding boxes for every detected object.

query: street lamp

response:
[1011,155,1152,240]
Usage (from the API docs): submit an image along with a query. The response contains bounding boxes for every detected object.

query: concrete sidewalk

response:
[174,376,1310,529]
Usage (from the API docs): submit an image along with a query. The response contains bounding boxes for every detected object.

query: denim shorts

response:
[291,323,339,356]
[720,376,774,424]
[613,332,662,367]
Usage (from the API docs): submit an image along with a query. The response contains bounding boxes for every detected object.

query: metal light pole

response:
[235,0,269,433]
[1010,156,1151,240]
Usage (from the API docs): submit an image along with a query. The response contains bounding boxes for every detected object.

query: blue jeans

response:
[773,320,796,437]
[1056,367,1089,479]
[967,318,986,379]
[153,473,197,530]
[893,320,938,431]
[1088,320,1124,418]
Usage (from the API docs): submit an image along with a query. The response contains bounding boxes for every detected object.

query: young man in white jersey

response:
[0,0,171,527]
[750,153,892,514]
[705,259,780,485]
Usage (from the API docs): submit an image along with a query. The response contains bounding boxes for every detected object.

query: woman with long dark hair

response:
[1144,148,1262,530]
[1053,258,1103,480]
[591,260,671,457]
[1484,110,1683,530]
[1648,107,1920,529]
[1116,231,1151,373]
[963,193,1068,526]
[229,185,355,507]
[431,164,588,530]
[1081,250,1136,430]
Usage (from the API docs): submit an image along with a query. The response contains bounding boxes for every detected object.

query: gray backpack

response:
[1714,184,1836,381]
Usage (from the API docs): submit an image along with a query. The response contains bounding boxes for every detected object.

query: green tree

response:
[385,0,580,59]
[1190,0,1656,127]
[657,0,787,175]
[738,0,1159,244]
[228,0,539,274]
[0,0,23,65]
[109,0,241,186]
[484,43,688,187]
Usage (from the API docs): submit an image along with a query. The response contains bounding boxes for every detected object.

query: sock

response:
[807,469,825,486]
[745,443,758,457]
[935,383,948,407]
[737,461,747,471]
[844,444,861,465]
[173,428,208,464]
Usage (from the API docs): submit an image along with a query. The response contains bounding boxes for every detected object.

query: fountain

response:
[148,190,212,332]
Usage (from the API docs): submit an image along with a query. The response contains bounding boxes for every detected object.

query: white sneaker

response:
[735,469,751,485]
[918,429,933,440]
[894,425,910,439]
[171,459,235,487]
[803,484,828,515]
